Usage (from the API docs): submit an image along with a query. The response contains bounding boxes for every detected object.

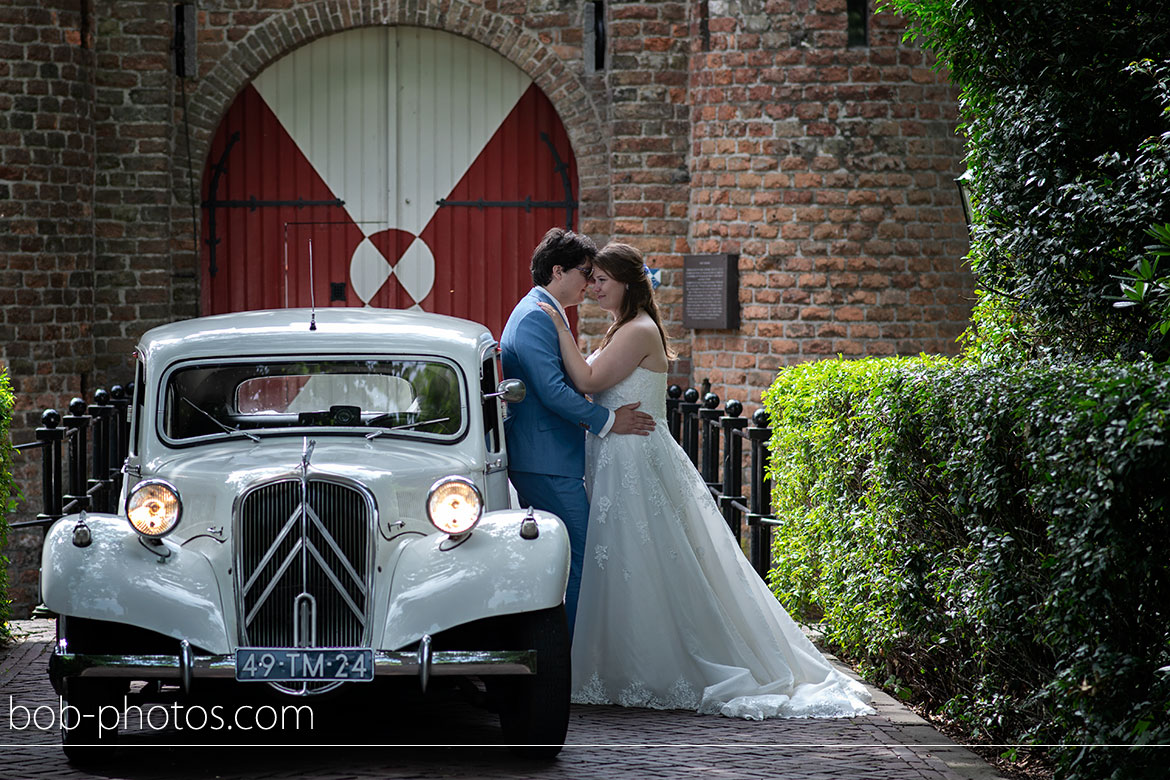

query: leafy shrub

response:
[1113,222,1170,344]
[763,356,1170,780]
[0,369,14,644]
[881,1,1170,362]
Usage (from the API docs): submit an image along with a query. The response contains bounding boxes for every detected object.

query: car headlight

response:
[126,479,182,538]
[426,477,482,536]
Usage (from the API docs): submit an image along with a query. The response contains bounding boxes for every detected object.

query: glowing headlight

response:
[126,479,182,538]
[426,477,483,536]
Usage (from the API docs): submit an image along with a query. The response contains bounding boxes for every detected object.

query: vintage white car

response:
[40,308,571,758]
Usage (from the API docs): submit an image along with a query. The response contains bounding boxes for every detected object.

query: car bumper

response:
[49,637,535,695]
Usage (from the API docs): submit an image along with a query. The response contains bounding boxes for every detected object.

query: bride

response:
[538,242,874,720]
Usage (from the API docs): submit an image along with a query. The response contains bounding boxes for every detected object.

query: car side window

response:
[481,350,504,454]
[130,357,145,457]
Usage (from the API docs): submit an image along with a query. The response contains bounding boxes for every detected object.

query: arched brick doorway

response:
[200,26,579,337]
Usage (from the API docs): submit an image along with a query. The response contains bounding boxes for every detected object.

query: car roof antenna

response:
[308,238,317,331]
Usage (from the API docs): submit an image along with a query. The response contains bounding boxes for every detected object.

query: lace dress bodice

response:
[592,365,668,421]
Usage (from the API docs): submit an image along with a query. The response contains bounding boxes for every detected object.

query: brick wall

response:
[680,0,971,406]
[90,1,177,381]
[576,2,696,387]
[1,0,96,616]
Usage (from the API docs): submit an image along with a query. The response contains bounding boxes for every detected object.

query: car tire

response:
[496,605,570,759]
[61,678,118,765]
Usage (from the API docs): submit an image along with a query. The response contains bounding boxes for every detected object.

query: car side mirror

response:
[485,379,525,403]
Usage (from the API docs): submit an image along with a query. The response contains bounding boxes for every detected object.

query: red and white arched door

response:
[201,27,579,337]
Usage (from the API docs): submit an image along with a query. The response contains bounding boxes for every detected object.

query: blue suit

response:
[501,288,611,633]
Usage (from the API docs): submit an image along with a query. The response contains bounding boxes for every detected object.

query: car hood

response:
[137,437,482,543]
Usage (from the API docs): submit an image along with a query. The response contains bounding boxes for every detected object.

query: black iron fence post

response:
[63,397,90,513]
[679,387,700,465]
[699,392,722,494]
[719,399,748,542]
[666,384,683,442]
[35,410,64,524]
[87,388,114,514]
[110,384,130,483]
[746,408,776,577]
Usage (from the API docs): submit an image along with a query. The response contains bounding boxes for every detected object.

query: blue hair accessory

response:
[643,264,661,290]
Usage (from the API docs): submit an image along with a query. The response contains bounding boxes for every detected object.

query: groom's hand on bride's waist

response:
[611,402,655,436]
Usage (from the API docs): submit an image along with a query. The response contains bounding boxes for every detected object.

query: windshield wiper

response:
[182,398,260,442]
[365,417,451,440]
[391,416,450,431]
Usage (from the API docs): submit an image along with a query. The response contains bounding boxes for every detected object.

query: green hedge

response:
[763,357,1169,779]
[0,368,14,644]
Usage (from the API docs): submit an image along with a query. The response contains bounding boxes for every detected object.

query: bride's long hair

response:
[595,242,677,360]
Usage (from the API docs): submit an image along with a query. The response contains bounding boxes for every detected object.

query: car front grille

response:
[237,478,374,649]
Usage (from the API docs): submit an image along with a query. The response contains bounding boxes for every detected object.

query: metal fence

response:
[10,386,132,530]
[10,382,779,577]
[666,385,778,578]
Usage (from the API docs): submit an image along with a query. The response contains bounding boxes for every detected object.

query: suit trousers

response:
[508,470,589,636]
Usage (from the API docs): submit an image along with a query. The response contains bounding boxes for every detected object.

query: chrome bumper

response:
[49,636,535,695]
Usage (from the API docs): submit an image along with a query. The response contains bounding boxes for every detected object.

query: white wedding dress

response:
[570,364,875,720]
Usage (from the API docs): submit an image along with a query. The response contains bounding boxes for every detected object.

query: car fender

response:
[40,515,232,655]
[379,510,569,650]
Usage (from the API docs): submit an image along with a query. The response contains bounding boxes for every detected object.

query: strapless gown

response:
[569,365,875,720]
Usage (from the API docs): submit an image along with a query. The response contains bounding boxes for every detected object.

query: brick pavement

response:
[0,619,1005,780]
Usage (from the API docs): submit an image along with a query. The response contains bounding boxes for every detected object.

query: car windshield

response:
[163,357,464,442]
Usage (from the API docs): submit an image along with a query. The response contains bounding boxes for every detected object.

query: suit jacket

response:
[501,288,611,478]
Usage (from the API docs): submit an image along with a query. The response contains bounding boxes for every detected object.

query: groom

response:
[501,228,654,633]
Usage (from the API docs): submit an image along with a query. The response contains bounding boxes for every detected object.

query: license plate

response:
[235,648,375,682]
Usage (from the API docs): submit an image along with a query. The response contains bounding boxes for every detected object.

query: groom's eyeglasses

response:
[577,265,594,281]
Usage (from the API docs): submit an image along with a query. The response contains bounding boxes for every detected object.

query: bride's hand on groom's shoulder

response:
[612,401,654,436]
[536,302,567,333]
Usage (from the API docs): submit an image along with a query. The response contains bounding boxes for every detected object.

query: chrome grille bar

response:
[236,476,375,650]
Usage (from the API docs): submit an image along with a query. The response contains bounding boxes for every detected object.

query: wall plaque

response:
[683,254,739,329]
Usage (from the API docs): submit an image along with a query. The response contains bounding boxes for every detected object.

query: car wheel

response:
[496,605,570,759]
[61,678,118,764]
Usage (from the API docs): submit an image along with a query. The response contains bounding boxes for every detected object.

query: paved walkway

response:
[0,618,1005,779]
